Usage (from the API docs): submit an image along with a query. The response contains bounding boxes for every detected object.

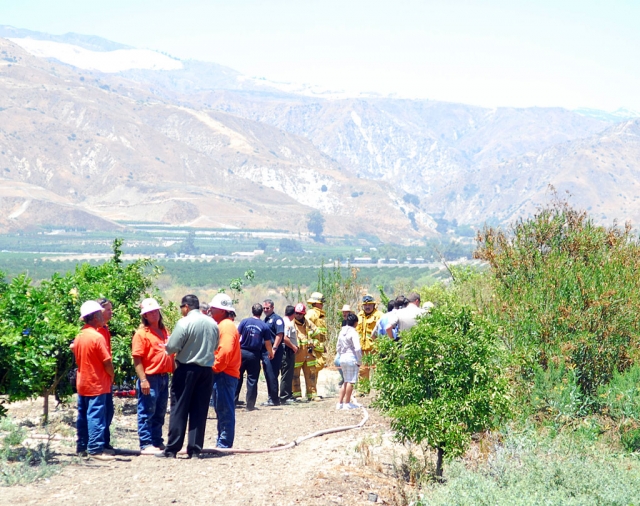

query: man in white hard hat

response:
[306,292,327,372]
[209,293,241,448]
[72,300,115,461]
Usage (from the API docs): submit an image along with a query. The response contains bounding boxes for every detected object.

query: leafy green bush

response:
[475,197,640,401]
[420,446,640,506]
[598,365,640,420]
[373,303,510,477]
[0,240,162,421]
[530,364,591,420]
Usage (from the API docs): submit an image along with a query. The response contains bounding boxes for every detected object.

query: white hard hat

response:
[422,301,435,311]
[341,304,351,312]
[140,298,162,315]
[307,292,324,304]
[210,293,235,313]
[80,300,103,319]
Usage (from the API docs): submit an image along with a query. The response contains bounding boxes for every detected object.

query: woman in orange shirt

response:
[132,298,174,455]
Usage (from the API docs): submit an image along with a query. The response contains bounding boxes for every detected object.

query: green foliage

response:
[306,210,325,240]
[315,262,364,353]
[0,418,59,486]
[419,429,640,505]
[278,238,303,252]
[620,427,640,453]
[598,365,640,420]
[0,240,161,419]
[223,269,255,305]
[373,303,510,474]
[530,364,591,420]
[475,197,640,400]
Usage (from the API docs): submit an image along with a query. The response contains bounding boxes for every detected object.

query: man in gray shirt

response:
[385,292,426,339]
[157,294,219,459]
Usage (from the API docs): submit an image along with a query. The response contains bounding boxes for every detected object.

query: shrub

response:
[598,365,640,420]
[373,303,510,478]
[0,239,162,422]
[475,196,640,401]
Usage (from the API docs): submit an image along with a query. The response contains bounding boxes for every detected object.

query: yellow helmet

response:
[307,292,325,304]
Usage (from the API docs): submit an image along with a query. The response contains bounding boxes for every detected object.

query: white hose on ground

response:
[202,406,370,455]
[27,407,370,456]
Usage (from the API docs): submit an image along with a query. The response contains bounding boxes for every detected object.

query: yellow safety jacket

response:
[306,306,327,370]
[357,309,383,352]
[293,316,319,368]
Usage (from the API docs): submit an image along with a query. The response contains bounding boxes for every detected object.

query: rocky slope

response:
[0,38,427,240]
[3,27,640,238]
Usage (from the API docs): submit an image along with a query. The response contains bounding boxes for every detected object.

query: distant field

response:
[0,253,449,293]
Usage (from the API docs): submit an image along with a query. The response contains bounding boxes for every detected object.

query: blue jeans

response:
[137,373,169,449]
[213,372,239,448]
[104,390,114,447]
[77,393,107,454]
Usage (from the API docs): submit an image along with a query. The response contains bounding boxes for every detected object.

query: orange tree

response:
[0,239,163,422]
[373,303,509,479]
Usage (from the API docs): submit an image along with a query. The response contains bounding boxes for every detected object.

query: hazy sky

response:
[1,0,639,110]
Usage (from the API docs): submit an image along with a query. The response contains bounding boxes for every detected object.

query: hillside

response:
[0,38,427,240]
[2,27,640,238]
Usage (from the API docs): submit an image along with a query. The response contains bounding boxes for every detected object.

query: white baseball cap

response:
[140,298,162,315]
[80,300,103,319]
[210,293,235,313]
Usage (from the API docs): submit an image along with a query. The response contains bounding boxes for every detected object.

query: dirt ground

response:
[2,369,413,506]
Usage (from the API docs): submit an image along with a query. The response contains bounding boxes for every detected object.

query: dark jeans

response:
[262,345,284,405]
[279,347,296,402]
[235,348,261,410]
[213,372,239,448]
[104,390,114,447]
[77,393,107,454]
[166,363,213,456]
[137,373,169,449]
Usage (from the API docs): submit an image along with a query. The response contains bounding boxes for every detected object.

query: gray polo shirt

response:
[166,309,219,367]
[385,304,426,333]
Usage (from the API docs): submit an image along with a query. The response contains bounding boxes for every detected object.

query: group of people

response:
[71,290,431,460]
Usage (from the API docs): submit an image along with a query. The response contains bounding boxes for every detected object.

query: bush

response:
[0,240,163,422]
[475,196,640,401]
[598,365,640,420]
[373,303,510,478]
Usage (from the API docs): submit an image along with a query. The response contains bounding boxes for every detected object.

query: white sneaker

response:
[336,403,343,410]
[344,402,361,409]
[140,446,162,455]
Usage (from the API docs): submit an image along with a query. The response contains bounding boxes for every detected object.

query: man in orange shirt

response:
[209,293,241,448]
[132,298,174,455]
[73,300,115,461]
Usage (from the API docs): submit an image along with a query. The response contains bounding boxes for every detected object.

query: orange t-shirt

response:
[97,326,112,356]
[131,325,174,375]
[213,319,241,379]
[73,325,112,397]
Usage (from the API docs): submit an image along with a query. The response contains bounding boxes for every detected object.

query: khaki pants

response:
[293,347,317,399]
[358,349,373,382]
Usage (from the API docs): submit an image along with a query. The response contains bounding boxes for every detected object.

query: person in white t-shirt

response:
[336,314,362,409]
[279,305,299,404]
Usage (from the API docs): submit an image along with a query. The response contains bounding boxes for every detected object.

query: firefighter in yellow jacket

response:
[306,292,327,372]
[292,303,320,401]
[356,294,383,391]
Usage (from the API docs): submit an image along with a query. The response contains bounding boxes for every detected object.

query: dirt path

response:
[3,370,406,505]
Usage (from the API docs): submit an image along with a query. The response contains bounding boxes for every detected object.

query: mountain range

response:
[1,26,638,241]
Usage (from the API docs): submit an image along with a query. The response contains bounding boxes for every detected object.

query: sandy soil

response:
[2,370,410,506]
